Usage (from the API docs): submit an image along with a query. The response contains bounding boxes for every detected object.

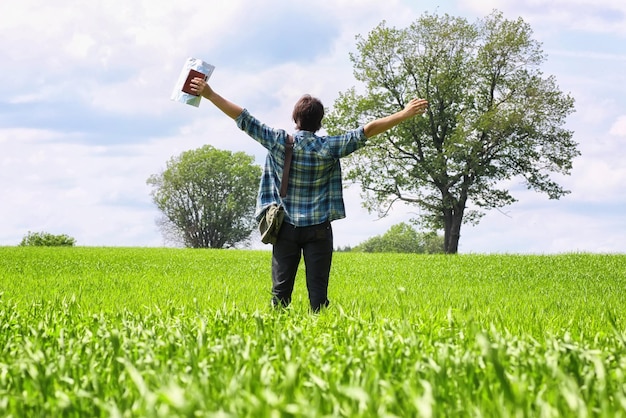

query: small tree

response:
[20,231,76,247]
[353,223,444,253]
[147,145,261,248]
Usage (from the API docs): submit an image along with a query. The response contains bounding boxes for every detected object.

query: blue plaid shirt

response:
[236,109,368,226]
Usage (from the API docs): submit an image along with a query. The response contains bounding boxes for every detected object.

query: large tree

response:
[326,11,578,253]
[147,145,261,248]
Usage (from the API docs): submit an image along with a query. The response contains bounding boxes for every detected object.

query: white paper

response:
[170,57,215,107]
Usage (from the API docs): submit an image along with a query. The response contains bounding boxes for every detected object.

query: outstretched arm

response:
[363,98,428,138]
[190,77,244,120]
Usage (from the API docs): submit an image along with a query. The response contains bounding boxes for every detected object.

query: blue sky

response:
[1,0,625,253]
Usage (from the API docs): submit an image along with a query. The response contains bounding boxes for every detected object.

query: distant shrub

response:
[353,223,444,254]
[19,231,76,247]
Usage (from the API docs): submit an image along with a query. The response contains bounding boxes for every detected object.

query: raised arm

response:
[363,98,428,138]
[190,77,244,120]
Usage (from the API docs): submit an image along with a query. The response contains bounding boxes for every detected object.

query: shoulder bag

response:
[259,135,293,244]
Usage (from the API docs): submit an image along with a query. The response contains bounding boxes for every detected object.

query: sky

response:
[1,0,625,253]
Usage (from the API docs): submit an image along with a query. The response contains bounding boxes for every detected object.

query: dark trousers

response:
[271,221,333,312]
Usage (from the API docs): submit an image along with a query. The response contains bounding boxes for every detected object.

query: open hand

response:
[404,98,429,117]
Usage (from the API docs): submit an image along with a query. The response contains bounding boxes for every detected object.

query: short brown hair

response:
[292,94,324,132]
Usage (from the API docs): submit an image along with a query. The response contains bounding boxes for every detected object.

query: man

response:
[190,77,428,312]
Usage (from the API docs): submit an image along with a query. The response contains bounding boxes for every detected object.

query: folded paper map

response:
[170,58,215,107]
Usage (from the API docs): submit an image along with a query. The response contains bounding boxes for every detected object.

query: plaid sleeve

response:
[327,127,368,159]
[235,109,288,152]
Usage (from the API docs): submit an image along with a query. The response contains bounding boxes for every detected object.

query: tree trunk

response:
[442,203,465,254]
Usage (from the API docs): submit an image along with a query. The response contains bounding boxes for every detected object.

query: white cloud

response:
[1,131,154,244]
[0,0,412,108]
[461,203,626,253]
[609,115,626,136]
[65,33,98,59]
[460,0,626,35]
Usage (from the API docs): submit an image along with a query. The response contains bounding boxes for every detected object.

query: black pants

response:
[271,221,333,312]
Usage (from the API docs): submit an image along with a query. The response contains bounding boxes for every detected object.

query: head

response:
[292,94,324,132]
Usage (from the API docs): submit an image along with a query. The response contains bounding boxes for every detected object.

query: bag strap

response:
[279,135,294,198]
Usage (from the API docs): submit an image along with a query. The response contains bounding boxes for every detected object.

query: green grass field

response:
[1,247,625,417]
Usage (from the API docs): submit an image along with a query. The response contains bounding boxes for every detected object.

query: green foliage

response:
[147,145,262,248]
[326,11,578,254]
[352,222,444,253]
[19,231,76,247]
[1,248,626,416]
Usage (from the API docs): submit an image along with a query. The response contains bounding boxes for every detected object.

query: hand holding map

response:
[170,58,215,107]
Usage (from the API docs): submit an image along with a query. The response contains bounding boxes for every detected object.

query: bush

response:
[353,223,444,254]
[19,231,76,247]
